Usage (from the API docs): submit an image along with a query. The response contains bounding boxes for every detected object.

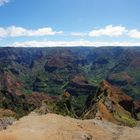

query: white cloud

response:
[0,27,7,37]
[0,26,63,37]
[7,26,27,37]
[128,29,140,39]
[26,27,63,36]
[0,0,10,6]
[71,32,86,37]
[11,40,140,47]
[89,25,127,37]
[1,25,140,40]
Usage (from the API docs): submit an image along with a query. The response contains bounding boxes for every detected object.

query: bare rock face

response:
[83,80,140,126]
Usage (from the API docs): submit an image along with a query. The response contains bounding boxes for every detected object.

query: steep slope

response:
[83,80,140,126]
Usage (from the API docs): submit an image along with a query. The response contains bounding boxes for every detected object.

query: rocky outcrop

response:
[1,113,140,140]
[83,80,140,126]
[0,117,15,131]
[0,113,113,140]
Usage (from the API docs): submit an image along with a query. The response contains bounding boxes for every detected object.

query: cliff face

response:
[83,80,140,126]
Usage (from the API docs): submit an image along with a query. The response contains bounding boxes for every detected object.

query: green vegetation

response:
[117,115,137,127]
[0,47,140,124]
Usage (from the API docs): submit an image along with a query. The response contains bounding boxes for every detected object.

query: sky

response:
[0,0,140,47]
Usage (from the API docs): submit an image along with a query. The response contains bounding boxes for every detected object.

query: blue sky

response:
[0,0,140,47]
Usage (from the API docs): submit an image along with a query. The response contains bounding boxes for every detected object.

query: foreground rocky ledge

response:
[0,113,140,140]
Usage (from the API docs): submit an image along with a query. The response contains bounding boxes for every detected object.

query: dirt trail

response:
[0,113,140,140]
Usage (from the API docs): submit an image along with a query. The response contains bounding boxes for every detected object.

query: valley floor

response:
[0,113,140,140]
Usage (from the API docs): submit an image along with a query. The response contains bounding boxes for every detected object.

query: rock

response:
[0,117,16,131]
[73,132,92,140]
[83,80,139,126]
